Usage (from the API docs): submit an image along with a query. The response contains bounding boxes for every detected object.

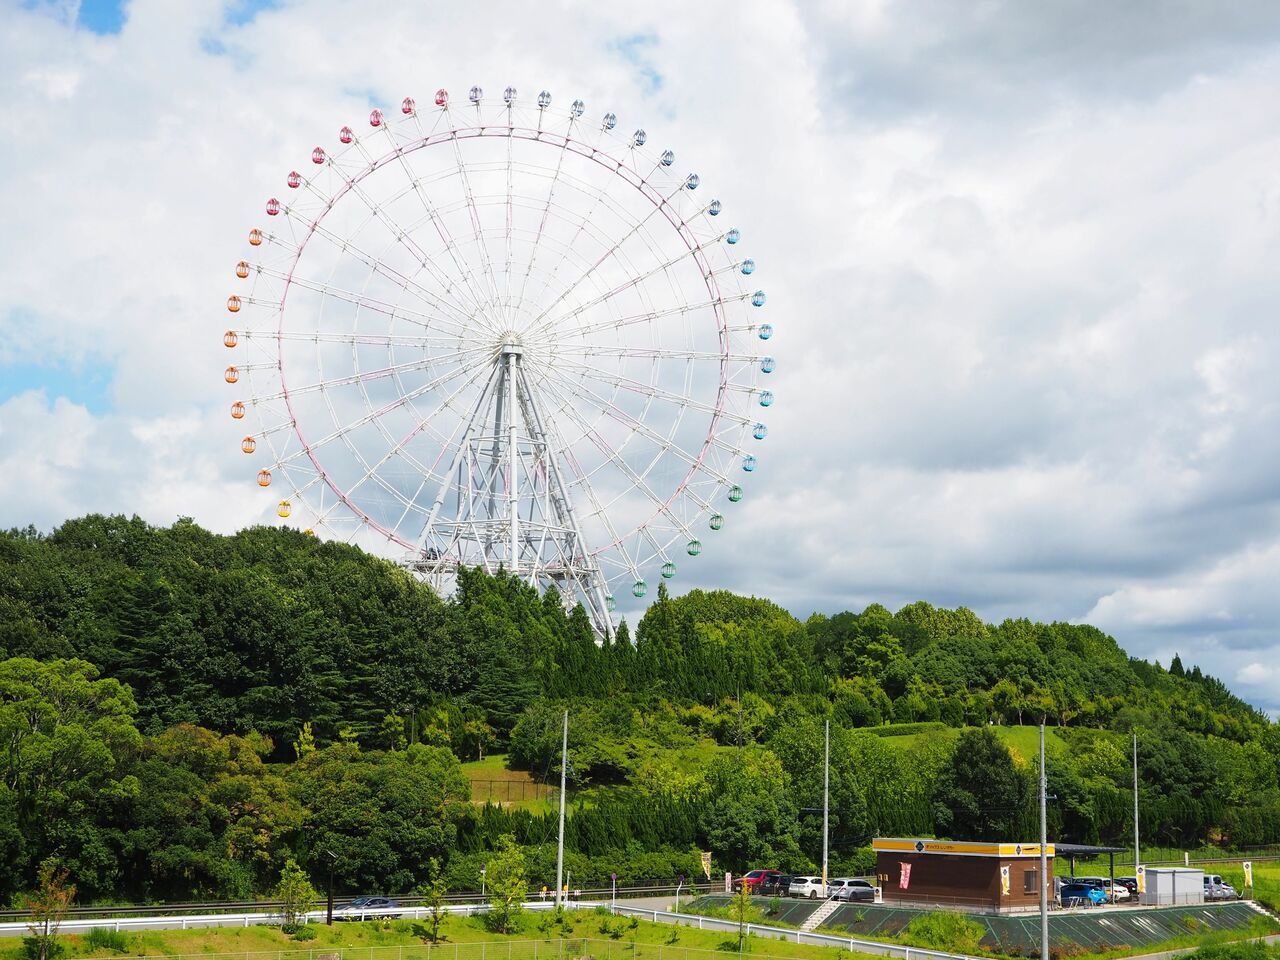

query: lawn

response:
[1,909,870,960]
[872,724,1068,761]
[1218,860,1280,913]
[460,755,557,812]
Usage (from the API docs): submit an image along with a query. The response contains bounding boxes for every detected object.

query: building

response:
[1139,868,1204,906]
[873,838,1055,913]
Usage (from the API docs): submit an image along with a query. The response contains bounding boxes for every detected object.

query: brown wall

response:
[876,853,1054,909]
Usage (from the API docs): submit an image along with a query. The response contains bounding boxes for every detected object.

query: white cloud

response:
[3,0,1280,714]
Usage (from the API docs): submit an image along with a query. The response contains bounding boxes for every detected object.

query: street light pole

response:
[1039,724,1048,960]
[555,709,568,909]
[324,850,337,925]
[822,720,830,896]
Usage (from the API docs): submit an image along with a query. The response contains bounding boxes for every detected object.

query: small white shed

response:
[1139,867,1205,906]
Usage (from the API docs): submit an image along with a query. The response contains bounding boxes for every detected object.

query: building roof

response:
[873,838,1053,859]
[1054,843,1130,856]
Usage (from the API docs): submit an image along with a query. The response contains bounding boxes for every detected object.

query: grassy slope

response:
[2,910,872,960]
[461,755,557,813]
[874,725,1069,761]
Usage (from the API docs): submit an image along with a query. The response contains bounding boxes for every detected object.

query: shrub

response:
[84,928,131,952]
[902,912,985,953]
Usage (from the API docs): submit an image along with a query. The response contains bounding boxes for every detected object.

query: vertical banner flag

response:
[1244,862,1253,888]
[1000,865,1011,896]
[701,852,713,880]
[1136,865,1146,894]
[899,862,912,890]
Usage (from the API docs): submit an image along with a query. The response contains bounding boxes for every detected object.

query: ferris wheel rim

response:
[270,121,739,554]
[229,90,773,602]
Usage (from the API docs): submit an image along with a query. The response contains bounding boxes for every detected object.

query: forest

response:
[2,515,1278,905]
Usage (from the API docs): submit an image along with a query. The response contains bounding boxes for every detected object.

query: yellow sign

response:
[1244,862,1253,888]
[1000,865,1011,896]
[1136,865,1146,894]
[872,838,1054,859]
[701,851,713,880]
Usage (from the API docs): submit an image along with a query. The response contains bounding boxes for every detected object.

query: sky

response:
[3,0,1280,714]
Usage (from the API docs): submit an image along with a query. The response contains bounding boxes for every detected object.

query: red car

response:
[732,869,782,894]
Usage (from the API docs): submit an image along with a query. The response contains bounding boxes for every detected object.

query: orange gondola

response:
[257,469,272,487]
[224,366,239,384]
[241,436,256,454]
[223,330,238,348]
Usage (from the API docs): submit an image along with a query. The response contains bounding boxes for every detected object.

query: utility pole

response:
[555,709,568,909]
[1039,724,1048,960]
[1132,732,1140,871]
[822,719,830,895]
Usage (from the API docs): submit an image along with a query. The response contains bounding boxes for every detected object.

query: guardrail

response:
[0,884,711,923]
[607,903,980,960]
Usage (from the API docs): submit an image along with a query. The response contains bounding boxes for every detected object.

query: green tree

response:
[416,858,449,943]
[484,834,527,934]
[931,729,1033,841]
[273,858,318,933]
[25,861,75,960]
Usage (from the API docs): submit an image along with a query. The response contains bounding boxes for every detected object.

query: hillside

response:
[1,515,1278,904]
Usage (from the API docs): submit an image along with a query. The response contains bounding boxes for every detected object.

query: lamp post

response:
[324,849,338,925]
[676,874,685,911]
[480,865,486,899]
[612,873,617,910]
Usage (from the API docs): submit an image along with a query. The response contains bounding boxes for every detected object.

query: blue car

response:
[1059,882,1106,907]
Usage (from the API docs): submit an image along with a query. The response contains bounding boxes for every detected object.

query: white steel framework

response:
[222,86,775,634]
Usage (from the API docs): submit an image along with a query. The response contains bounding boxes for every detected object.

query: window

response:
[1024,870,1038,895]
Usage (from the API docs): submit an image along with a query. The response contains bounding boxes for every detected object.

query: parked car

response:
[833,879,876,902]
[732,869,782,894]
[1204,875,1238,901]
[1059,883,1107,907]
[334,896,401,920]
[1074,877,1128,902]
[760,872,789,896]
[788,876,826,899]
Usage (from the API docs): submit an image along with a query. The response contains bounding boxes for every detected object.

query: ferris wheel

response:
[222,85,775,634]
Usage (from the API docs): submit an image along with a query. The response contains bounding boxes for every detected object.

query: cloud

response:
[4,0,1280,715]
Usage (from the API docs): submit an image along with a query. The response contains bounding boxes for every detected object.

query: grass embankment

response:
[2,909,872,960]
[1219,861,1280,914]
[873,724,1070,761]
[460,755,557,812]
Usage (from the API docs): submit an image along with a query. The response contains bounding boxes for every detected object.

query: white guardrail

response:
[0,900,980,960]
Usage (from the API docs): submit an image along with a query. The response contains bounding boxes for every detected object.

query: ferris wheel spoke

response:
[532,235,722,337]
[313,360,497,524]
[275,273,478,338]
[339,171,499,335]
[300,216,479,329]
[292,173,479,328]
[442,127,505,313]
[374,120,503,322]
[545,356,753,425]
[267,345,487,402]
[244,329,471,349]
[513,120,573,313]
[532,373,698,550]
[525,175,692,332]
[533,364,731,497]
[529,292,753,347]
[551,343,760,364]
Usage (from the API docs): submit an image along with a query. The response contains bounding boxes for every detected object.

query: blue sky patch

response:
[75,0,127,34]
[1,359,114,414]
[610,33,664,95]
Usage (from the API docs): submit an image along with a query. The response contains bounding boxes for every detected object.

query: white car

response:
[333,896,401,920]
[788,876,826,899]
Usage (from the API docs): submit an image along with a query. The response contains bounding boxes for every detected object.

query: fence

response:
[469,780,557,804]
